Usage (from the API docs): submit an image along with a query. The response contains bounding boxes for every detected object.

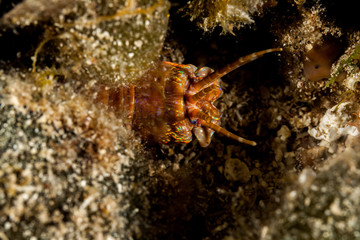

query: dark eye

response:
[314,64,320,69]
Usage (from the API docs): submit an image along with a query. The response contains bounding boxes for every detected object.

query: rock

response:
[224,158,251,183]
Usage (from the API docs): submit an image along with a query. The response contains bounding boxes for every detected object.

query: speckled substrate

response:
[0,72,149,239]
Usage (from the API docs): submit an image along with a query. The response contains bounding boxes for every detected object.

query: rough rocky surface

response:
[0,73,148,239]
[263,144,360,240]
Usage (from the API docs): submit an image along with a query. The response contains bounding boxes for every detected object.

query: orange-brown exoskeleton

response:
[95,48,282,147]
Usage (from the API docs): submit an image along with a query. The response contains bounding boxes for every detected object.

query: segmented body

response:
[95,48,282,147]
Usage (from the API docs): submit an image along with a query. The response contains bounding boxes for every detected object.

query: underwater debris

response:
[308,102,359,150]
[343,72,360,92]
[272,125,291,162]
[224,158,251,182]
[180,0,266,34]
[295,145,327,168]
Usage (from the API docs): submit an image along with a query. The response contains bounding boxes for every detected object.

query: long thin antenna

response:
[194,111,257,146]
[191,48,283,91]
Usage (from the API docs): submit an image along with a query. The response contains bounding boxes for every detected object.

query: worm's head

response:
[151,48,282,147]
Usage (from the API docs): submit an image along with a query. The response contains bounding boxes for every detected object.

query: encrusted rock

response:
[224,158,251,183]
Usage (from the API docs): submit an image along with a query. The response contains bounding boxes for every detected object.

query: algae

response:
[1,0,170,84]
[180,0,266,34]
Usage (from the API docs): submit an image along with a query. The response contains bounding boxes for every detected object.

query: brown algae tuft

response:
[180,0,268,34]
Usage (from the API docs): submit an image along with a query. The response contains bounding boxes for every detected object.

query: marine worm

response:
[94,48,282,147]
